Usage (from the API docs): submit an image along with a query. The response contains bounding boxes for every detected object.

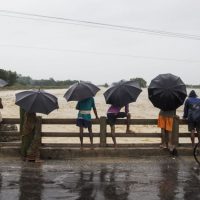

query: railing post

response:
[172,116,179,146]
[100,116,107,147]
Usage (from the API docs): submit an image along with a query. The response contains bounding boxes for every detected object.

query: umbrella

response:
[0,79,8,87]
[64,81,100,101]
[103,80,142,107]
[15,89,59,114]
[148,73,187,111]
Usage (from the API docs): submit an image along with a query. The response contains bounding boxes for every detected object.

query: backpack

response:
[191,100,200,122]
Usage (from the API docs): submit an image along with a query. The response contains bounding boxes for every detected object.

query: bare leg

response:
[197,132,200,143]
[168,131,173,151]
[80,127,83,148]
[126,113,130,133]
[160,129,168,148]
[126,113,135,134]
[165,131,169,148]
[168,130,178,156]
[88,127,93,148]
[111,125,117,147]
[191,130,195,148]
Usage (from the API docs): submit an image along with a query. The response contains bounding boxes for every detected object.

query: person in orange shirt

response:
[158,110,177,155]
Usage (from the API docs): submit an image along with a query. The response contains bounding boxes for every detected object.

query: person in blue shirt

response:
[76,97,99,148]
[183,90,200,147]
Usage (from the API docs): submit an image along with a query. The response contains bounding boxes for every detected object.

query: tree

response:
[104,83,109,88]
[0,69,7,80]
[130,77,147,88]
[0,68,17,85]
[7,71,17,85]
[17,75,32,85]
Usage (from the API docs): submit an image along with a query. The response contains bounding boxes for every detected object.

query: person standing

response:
[158,109,177,155]
[183,90,200,147]
[76,97,99,148]
[107,104,134,148]
[21,112,41,162]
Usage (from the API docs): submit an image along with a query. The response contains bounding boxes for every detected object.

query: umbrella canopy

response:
[0,79,8,87]
[103,80,142,107]
[148,73,187,111]
[15,89,59,114]
[64,81,100,101]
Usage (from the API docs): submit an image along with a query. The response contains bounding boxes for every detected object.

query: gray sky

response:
[0,0,200,85]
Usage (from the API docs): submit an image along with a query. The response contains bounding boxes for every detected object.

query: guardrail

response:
[0,116,194,148]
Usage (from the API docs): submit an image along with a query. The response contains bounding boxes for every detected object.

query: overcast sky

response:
[0,0,200,85]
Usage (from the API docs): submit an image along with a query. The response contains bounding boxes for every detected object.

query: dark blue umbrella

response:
[148,73,187,111]
[64,81,100,101]
[15,89,59,114]
[104,80,142,107]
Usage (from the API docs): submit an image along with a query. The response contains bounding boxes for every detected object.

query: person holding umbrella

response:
[15,89,59,161]
[158,109,176,153]
[104,80,142,147]
[64,81,100,149]
[148,73,187,156]
[21,111,41,162]
[76,97,99,148]
[107,104,132,147]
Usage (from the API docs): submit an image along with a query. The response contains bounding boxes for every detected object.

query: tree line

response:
[0,68,148,88]
[0,69,17,85]
[6,68,200,89]
[0,69,78,88]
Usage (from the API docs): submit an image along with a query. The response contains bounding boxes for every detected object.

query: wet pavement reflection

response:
[0,157,199,200]
[19,164,43,200]
[158,161,179,200]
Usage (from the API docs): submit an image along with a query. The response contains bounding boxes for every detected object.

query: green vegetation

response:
[0,68,78,89]
[102,83,109,88]
[0,69,17,85]
[17,75,78,88]
[1,68,199,89]
[186,84,200,89]
[130,77,147,88]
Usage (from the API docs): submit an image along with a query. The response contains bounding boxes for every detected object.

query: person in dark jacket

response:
[183,90,200,147]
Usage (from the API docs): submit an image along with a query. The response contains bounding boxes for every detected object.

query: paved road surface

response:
[0,156,199,200]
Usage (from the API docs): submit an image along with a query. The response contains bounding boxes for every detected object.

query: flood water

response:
[0,157,200,200]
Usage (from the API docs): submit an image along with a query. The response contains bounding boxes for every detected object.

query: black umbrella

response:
[0,79,8,87]
[148,73,187,111]
[64,81,100,101]
[103,80,142,107]
[15,89,59,114]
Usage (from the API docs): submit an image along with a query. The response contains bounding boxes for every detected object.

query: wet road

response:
[0,156,200,200]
